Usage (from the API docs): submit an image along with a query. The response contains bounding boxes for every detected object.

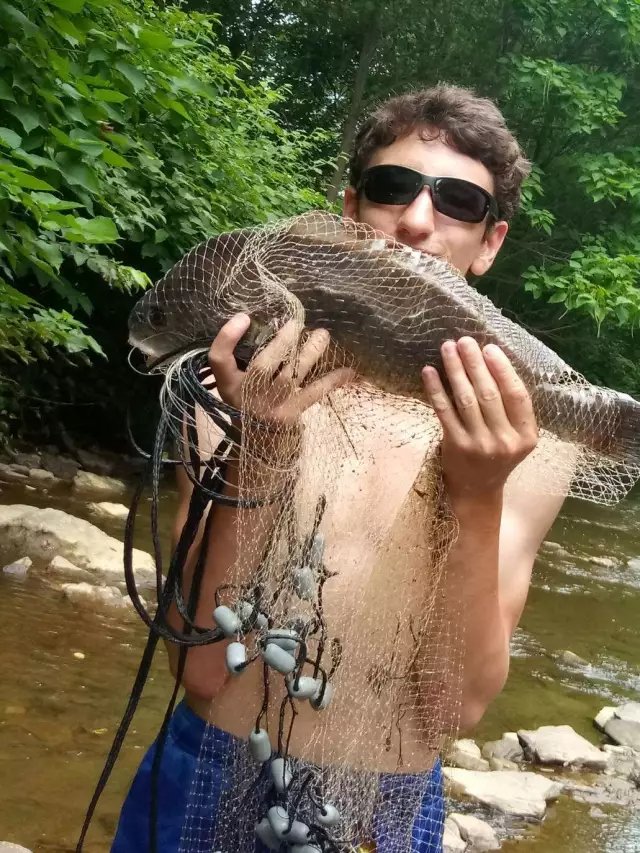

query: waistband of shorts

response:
[169,698,235,758]
[169,699,442,785]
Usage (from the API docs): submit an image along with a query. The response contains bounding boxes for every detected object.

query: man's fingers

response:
[483,344,537,435]
[295,366,356,411]
[280,328,330,384]
[440,340,486,432]
[251,319,300,376]
[456,337,509,430]
[208,313,251,398]
[421,364,465,441]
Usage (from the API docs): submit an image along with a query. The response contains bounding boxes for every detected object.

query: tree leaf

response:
[48,0,86,12]
[168,99,190,119]
[7,170,55,191]
[57,156,100,193]
[0,80,15,102]
[92,88,128,103]
[51,12,85,45]
[114,60,146,93]
[0,2,39,36]
[0,127,22,149]
[138,29,173,50]
[7,105,42,134]
[64,215,118,243]
[101,148,131,168]
[30,191,82,211]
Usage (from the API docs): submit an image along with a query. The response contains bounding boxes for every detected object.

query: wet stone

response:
[0,463,28,483]
[41,452,79,482]
[2,556,32,577]
[517,724,607,770]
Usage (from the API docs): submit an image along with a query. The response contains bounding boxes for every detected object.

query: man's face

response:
[343,130,508,277]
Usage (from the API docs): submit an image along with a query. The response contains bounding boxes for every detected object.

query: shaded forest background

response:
[2,0,640,452]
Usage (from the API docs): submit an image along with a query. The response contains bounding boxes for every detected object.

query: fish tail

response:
[609,393,640,465]
[534,384,640,467]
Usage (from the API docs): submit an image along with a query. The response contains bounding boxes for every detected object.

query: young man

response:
[112,86,568,852]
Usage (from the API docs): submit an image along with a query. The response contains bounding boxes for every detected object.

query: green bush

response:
[0,0,327,365]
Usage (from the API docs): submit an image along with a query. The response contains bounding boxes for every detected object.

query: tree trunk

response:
[326,21,380,203]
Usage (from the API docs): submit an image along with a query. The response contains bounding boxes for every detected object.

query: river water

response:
[0,479,638,852]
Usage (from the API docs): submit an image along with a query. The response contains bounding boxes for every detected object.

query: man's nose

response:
[396,187,436,246]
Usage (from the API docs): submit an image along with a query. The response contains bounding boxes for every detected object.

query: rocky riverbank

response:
[0,460,638,853]
[440,707,640,851]
[0,448,154,614]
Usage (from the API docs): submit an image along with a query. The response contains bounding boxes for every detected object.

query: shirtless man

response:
[112,86,568,853]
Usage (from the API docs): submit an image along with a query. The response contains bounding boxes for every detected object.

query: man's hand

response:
[208,313,354,426]
[421,337,538,500]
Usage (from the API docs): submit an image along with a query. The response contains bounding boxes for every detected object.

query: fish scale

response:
[128,210,640,497]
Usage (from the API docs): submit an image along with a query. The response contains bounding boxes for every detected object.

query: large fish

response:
[129,211,640,468]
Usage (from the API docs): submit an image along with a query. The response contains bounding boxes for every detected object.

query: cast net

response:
[128,212,640,853]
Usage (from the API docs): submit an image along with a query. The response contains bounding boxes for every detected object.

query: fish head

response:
[128,230,254,368]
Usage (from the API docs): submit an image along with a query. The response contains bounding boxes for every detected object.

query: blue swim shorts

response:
[111,700,444,852]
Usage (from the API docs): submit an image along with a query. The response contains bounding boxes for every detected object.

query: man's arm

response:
[442,484,568,731]
[422,337,570,730]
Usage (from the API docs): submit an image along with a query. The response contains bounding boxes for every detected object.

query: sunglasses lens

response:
[363,166,421,205]
[435,178,489,223]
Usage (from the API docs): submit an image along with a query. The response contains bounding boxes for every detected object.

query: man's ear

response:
[470,220,509,276]
[343,185,359,220]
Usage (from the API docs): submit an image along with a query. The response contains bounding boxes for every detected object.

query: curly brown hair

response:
[348,85,530,222]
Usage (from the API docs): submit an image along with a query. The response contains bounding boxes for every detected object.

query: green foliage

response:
[204,0,640,353]
[5,0,640,448]
[0,0,326,366]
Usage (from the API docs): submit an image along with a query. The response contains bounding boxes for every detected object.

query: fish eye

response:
[148,306,167,329]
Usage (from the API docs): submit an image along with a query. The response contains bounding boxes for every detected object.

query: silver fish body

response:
[128,212,640,467]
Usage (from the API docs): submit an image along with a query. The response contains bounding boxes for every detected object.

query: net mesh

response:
[127,211,640,853]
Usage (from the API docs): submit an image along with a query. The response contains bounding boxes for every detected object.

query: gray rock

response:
[517,724,607,770]
[47,555,93,582]
[9,464,30,476]
[539,541,571,558]
[489,756,520,772]
[10,451,41,469]
[603,745,640,781]
[568,774,640,808]
[76,448,115,476]
[0,505,154,586]
[449,814,500,852]
[443,818,467,853]
[594,707,616,731]
[557,649,588,666]
[0,844,34,853]
[442,768,562,819]
[72,470,127,498]
[588,556,616,568]
[604,717,640,752]
[615,702,640,724]
[481,733,523,764]
[2,556,32,577]
[0,463,28,483]
[88,501,130,522]
[61,582,129,611]
[589,807,606,819]
[62,582,145,614]
[41,452,78,482]
[28,468,57,484]
[447,739,490,772]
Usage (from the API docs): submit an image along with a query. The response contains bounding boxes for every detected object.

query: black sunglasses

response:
[359,164,500,224]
